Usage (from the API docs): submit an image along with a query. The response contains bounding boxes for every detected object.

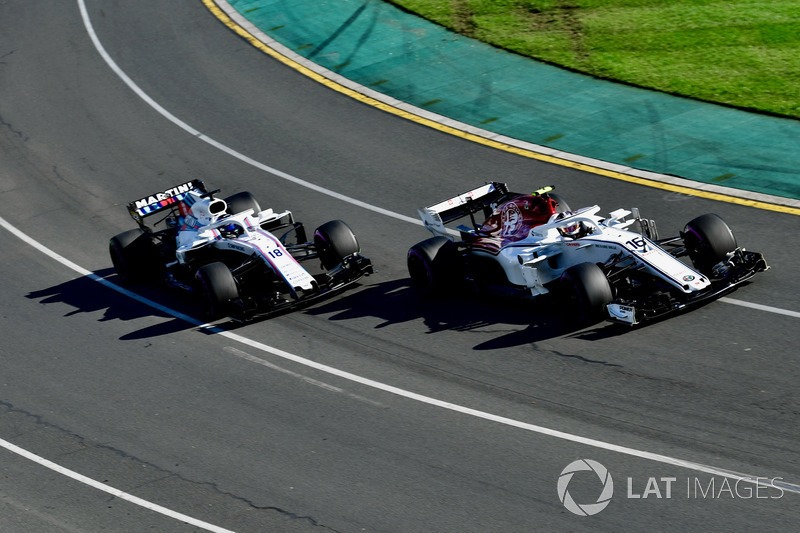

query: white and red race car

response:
[110,179,372,321]
[408,183,768,325]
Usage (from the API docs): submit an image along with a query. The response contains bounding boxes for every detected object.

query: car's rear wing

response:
[127,179,207,223]
[418,182,513,237]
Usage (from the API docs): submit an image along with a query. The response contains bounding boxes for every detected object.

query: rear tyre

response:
[547,192,571,213]
[195,262,239,319]
[109,229,161,283]
[224,191,261,217]
[683,214,737,274]
[407,236,460,295]
[314,220,360,270]
[560,262,613,323]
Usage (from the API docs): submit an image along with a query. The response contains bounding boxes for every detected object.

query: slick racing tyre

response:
[314,220,360,270]
[407,236,460,295]
[560,262,613,323]
[195,262,239,319]
[224,191,261,217]
[109,228,162,283]
[683,214,737,275]
[547,192,571,213]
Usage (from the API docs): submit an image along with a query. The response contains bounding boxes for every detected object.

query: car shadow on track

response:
[304,277,630,349]
[26,271,632,346]
[25,269,199,340]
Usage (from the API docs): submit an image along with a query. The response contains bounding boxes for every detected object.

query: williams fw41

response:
[407,182,768,326]
[110,180,372,321]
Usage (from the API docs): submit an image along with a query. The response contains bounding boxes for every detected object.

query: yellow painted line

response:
[202,0,800,216]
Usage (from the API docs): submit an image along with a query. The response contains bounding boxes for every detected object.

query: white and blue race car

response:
[408,182,768,325]
[110,179,372,321]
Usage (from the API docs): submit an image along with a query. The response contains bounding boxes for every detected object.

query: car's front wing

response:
[606,249,768,326]
[229,253,373,322]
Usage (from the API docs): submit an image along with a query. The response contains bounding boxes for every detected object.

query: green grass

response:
[388,0,800,119]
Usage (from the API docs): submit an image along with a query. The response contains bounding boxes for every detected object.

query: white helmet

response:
[191,197,227,226]
[556,211,580,238]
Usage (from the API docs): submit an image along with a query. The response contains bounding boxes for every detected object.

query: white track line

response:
[721,297,800,318]
[0,437,235,533]
[77,0,792,317]
[77,0,420,227]
[2,214,800,500]
[4,3,798,527]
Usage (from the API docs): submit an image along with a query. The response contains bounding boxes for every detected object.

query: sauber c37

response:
[407,183,767,325]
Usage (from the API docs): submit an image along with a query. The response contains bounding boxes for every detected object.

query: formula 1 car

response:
[407,182,768,325]
[110,179,372,321]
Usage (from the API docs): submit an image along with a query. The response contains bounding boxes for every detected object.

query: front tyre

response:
[314,220,360,270]
[407,236,459,295]
[560,262,613,323]
[195,262,239,319]
[683,214,737,275]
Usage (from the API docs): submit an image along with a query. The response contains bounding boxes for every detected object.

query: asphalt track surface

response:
[0,1,798,532]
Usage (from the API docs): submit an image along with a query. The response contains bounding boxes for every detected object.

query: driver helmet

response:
[190,197,227,226]
[222,221,243,237]
[556,211,580,238]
